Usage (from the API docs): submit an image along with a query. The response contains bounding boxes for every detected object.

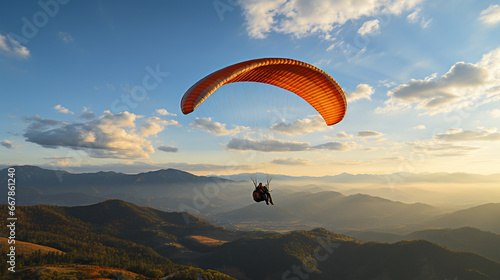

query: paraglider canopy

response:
[180,58,347,126]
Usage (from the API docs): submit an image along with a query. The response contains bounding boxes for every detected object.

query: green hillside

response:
[2,200,500,280]
[0,200,237,279]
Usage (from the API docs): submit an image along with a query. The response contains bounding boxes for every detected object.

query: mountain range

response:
[2,165,500,235]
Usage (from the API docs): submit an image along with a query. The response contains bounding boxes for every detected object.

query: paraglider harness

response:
[251,177,272,203]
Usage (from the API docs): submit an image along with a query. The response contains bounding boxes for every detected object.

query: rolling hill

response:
[1,200,499,280]
[349,227,500,262]
[0,199,238,279]
[195,228,500,280]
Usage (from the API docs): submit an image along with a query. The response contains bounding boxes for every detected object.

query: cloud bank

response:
[227,137,353,152]
[376,46,500,115]
[23,111,178,159]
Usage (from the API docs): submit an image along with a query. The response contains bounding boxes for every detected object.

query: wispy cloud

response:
[357,130,383,137]
[412,141,480,157]
[413,125,426,130]
[358,19,380,35]
[332,131,354,138]
[0,34,30,59]
[434,128,500,142]
[271,157,311,165]
[407,8,432,28]
[156,108,177,116]
[269,115,329,135]
[227,137,353,152]
[227,138,310,152]
[58,31,74,43]
[311,141,353,151]
[479,5,500,26]
[190,117,248,136]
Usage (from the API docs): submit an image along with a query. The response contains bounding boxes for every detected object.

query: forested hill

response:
[1,200,500,280]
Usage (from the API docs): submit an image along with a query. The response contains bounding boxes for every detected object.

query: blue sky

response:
[1,0,500,176]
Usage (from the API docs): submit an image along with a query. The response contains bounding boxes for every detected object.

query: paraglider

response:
[180,58,347,204]
[251,178,273,205]
[180,58,347,126]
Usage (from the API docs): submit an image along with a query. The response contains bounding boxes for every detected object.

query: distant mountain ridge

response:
[0,165,231,188]
[218,171,500,183]
[0,165,238,210]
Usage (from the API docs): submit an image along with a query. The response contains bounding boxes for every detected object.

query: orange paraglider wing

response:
[180,58,346,126]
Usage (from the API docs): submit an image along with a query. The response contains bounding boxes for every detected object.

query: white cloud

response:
[358,19,380,35]
[0,34,30,59]
[227,138,310,152]
[314,59,331,66]
[311,141,353,151]
[479,5,500,26]
[156,109,177,116]
[376,46,500,115]
[332,131,354,138]
[227,137,353,152]
[1,140,13,149]
[139,117,180,137]
[412,141,480,157]
[271,157,311,165]
[241,0,287,39]
[434,128,500,142]
[269,115,328,134]
[345,84,374,102]
[241,0,423,39]
[190,117,248,136]
[357,130,383,137]
[407,8,432,28]
[58,31,74,43]
[157,145,178,153]
[413,125,426,130]
[404,128,500,158]
[54,104,74,114]
[23,111,170,159]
